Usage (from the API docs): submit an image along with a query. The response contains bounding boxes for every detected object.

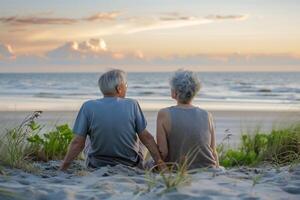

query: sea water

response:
[0,72,299,111]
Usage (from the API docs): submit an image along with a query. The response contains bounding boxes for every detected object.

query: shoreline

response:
[0,96,299,112]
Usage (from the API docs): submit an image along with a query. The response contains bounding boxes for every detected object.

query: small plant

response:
[252,174,262,187]
[27,124,73,161]
[0,111,42,170]
[144,146,201,193]
[218,123,300,168]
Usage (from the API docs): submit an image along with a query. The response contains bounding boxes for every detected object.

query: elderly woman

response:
[156,70,219,169]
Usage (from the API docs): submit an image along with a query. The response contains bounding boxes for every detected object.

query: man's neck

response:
[103,93,124,98]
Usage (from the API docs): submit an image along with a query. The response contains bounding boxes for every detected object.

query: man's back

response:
[73,97,147,167]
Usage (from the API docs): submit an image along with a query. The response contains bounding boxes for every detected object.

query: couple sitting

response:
[60,69,219,171]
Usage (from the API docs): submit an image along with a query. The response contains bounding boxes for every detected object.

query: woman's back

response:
[166,106,216,168]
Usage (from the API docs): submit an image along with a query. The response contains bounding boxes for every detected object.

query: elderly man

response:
[60,69,165,170]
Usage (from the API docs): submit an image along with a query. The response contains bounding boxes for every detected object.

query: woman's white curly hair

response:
[170,69,201,103]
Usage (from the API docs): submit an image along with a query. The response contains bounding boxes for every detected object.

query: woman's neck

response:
[176,102,193,107]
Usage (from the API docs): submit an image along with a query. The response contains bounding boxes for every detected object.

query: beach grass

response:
[144,146,203,192]
[1,111,299,177]
[0,111,42,171]
[218,123,300,168]
[0,111,73,172]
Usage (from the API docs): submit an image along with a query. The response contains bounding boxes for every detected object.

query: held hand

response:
[157,159,168,172]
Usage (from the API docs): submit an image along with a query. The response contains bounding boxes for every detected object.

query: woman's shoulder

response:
[157,107,172,119]
[194,106,211,116]
[158,106,174,114]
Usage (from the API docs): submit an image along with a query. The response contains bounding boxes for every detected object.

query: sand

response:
[0,161,299,200]
[0,110,299,199]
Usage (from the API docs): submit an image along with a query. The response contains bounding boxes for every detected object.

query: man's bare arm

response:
[209,113,219,168]
[138,129,166,170]
[60,135,86,171]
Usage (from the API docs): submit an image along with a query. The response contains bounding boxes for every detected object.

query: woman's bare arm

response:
[156,109,170,161]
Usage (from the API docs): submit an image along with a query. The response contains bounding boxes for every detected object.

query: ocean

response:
[0,72,299,111]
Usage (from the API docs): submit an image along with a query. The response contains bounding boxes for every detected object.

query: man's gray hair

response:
[170,69,201,103]
[98,69,127,95]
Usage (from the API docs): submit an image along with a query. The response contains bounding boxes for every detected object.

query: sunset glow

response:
[0,0,299,72]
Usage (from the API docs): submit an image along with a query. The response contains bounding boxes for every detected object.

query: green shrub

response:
[218,123,300,168]
[27,124,73,161]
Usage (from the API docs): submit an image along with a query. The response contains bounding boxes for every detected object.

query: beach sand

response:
[0,161,299,200]
[0,110,299,199]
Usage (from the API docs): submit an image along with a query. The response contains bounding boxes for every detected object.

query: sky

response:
[0,0,300,72]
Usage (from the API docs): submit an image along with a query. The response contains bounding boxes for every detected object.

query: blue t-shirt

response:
[73,97,147,167]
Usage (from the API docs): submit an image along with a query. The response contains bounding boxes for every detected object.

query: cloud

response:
[0,16,77,25]
[159,12,196,21]
[46,39,139,63]
[0,44,15,59]
[46,41,82,59]
[47,38,108,58]
[3,39,299,70]
[83,11,121,21]
[205,14,248,21]
[1,42,300,72]
[125,17,212,34]
[0,11,121,26]
[45,43,300,67]
[159,12,247,22]
[124,13,248,34]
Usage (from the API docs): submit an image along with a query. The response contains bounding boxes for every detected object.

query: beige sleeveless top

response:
[166,106,216,169]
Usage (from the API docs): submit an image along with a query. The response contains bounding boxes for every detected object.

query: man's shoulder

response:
[121,98,139,105]
[81,99,99,108]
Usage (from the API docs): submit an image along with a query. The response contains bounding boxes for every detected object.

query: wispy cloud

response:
[0,11,121,26]
[125,13,248,34]
[0,16,77,25]
[159,12,196,21]
[83,11,121,21]
[205,14,248,20]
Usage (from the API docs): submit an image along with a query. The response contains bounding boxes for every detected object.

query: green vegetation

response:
[27,124,73,161]
[0,111,73,171]
[145,146,202,192]
[0,111,42,171]
[0,111,299,178]
[218,123,300,168]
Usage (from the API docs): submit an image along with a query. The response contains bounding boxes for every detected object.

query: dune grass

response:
[141,124,300,193]
[145,146,203,192]
[218,123,300,168]
[0,111,73,171]
[0,111,42,171]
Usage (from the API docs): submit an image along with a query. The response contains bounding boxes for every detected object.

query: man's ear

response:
[115,85,121,94]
